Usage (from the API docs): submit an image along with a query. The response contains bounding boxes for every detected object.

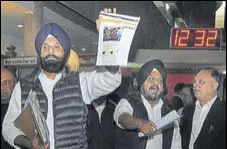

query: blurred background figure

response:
[182,84,196,105]
[66,48,80,72]
[1,68,17,111]
[86,90,121,149]
[178,84,196,114]
[1,68,17,149]
[127,72,138,95]
[169,83,185,111]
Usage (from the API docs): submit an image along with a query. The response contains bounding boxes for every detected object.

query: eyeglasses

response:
[41,43,63,52]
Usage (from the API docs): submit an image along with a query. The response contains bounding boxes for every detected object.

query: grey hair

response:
[1,68,17,86]
[196,67,221,90]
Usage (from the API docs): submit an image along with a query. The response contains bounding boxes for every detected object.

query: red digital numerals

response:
[172,29,219,48]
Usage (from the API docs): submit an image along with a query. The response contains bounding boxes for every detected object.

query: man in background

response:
[178,84,196,114]
[169,83,185,111]
[1,68,17,149]
[87,91,120,149]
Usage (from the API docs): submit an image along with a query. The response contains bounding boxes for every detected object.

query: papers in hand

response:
[96,11,140,66]
[14,90,49,146]
[138,110,182,137]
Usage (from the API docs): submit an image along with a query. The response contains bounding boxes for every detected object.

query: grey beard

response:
[1,92,11,104]
[141,86,161,105]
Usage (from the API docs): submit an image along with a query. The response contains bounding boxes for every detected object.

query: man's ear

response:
[213,80,219,91]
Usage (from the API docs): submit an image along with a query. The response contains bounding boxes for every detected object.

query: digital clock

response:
[170,28,222,49]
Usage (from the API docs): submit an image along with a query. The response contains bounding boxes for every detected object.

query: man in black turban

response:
[2,8,121,149]
[114,59,182,149]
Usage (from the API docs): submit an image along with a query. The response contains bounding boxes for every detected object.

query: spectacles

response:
[41,43,62,52]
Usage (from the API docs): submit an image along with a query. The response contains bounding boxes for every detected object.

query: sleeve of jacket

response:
[220,102,226,149]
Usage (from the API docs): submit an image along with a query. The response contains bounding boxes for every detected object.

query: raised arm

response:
[79,67,121,104]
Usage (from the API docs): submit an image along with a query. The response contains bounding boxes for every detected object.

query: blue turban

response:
[35,23,71,58]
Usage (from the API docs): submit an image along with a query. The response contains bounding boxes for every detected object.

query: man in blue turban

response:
[2,8,121,149]
[35,23,71,74]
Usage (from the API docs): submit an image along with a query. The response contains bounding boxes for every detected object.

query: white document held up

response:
[138,110,181,137]
[155,110,181,129]
[96,11,140,66]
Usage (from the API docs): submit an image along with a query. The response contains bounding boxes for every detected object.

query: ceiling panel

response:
[1,1,99,55]
[1,1,30,39]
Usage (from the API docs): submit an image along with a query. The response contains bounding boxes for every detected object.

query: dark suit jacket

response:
[86,95,119,149]
[181,97,226,149]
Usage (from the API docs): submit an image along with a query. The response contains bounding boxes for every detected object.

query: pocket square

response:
[209,125,214,133]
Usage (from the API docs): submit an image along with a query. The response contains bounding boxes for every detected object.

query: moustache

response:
[43,54,61,60]
[149,85,159,91]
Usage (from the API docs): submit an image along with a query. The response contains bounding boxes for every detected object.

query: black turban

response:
[35,23,71,58]
[136,59,167,94]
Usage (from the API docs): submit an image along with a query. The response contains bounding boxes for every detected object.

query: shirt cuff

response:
[3,125,24,148]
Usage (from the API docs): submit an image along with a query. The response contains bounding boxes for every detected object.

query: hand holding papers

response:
[96,10,140,66]
[14,90,49,146]
[138,110,182,137]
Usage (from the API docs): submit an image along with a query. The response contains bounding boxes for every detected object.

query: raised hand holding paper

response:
[96,11,140,66]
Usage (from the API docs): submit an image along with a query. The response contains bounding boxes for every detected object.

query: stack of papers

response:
[14,90,49,146]
[96,11,140,66]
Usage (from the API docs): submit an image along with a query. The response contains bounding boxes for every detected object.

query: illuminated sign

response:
[170,28,222,49]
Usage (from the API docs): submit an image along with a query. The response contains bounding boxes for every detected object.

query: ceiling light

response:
[81,48,86,51]
[17,24,24,28]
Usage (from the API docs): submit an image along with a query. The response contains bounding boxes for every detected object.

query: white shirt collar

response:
[195,95,217,110]
[39,69,63,82]
[141,95,163,109]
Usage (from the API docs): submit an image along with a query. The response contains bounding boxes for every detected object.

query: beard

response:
[141,84,162,104]
[1,92,11,104]
[40,54,65,73]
